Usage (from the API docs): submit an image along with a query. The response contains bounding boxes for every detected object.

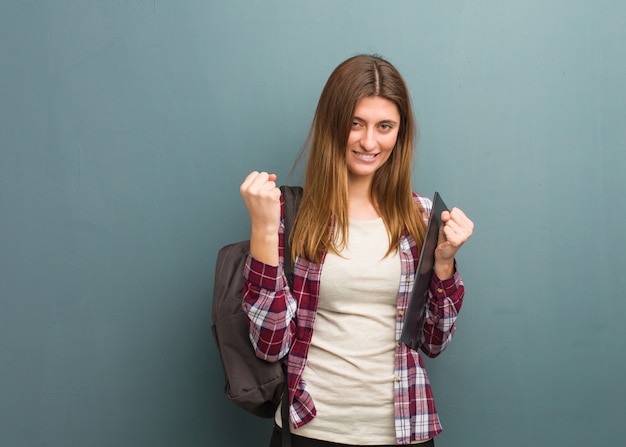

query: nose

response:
[360,127,377,151]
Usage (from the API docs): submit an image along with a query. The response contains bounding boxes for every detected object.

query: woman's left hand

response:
[433,207,474,279]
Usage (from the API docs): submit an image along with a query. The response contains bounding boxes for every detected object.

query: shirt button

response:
[396,341,401,348]
[437,287,444,293]
[395,376,401,382]
[397,310,404,317]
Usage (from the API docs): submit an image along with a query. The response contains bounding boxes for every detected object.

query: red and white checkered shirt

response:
[243,194,464,445]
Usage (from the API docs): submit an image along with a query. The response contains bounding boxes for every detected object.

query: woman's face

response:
[345,96,400,183]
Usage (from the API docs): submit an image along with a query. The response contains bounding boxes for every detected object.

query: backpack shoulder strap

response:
[278,186,301,446]
[279,186,303,285]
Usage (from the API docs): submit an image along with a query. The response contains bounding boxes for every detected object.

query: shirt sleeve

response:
[419,265,464,358]
[241,201,297,363]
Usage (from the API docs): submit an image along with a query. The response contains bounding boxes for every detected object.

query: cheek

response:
[346,130,360,147]
[383,133,399,151]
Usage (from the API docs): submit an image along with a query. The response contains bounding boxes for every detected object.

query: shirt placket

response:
[394,235,415,443]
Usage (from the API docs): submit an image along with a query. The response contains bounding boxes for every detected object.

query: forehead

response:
[353,96,400,120]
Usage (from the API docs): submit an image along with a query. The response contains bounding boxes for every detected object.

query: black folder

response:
[400,192,449,350]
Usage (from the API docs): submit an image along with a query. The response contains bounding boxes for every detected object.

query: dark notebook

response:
[400,192,449,350]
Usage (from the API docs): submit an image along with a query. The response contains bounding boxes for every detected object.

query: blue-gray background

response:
[1,1,624,446]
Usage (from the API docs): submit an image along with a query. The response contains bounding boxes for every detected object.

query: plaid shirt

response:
[243,194,464,445]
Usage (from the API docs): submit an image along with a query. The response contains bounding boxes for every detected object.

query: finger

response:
[257,177,279,197]
[240,171,260,192]
[442,219,472,246]
[248,174,281,206]
[440,210,451,224]
[449,208,474,231]
[449,207,465,218]
[442,221,461,242]
[443,209,474,242]
[270,185,282,202]
[245,172,276,194]
[253,172,278,188]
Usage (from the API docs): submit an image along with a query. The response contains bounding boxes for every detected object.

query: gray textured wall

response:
[1,1,625,446]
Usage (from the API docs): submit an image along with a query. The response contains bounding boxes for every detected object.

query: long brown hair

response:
[291,54,426,263]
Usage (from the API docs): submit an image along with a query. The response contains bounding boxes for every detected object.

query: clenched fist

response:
[434,207,474,280]
[240,171,282,266]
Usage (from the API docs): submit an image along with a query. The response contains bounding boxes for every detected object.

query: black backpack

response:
[211,186,303,418]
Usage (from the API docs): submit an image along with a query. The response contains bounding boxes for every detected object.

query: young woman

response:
[240,54,474,447]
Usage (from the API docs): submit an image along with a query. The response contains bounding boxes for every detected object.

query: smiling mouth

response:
[353,152,378,160]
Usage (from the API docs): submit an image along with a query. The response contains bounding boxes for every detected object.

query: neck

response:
[348,175,379,219]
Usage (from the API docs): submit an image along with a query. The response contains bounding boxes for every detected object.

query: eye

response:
[352,121,361,127]
[379,123,394,131]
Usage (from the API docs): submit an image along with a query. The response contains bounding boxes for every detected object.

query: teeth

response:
[355,153,376,160]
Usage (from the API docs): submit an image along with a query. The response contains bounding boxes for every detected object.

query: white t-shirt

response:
[289,217,400,445]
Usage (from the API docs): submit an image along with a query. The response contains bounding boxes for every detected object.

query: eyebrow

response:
[353,116,399,126]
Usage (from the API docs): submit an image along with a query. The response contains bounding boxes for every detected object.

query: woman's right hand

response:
[240,171,281,265]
